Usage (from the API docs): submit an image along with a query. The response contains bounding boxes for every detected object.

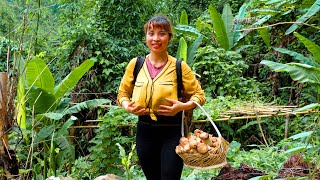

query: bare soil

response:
[212,153,320,180]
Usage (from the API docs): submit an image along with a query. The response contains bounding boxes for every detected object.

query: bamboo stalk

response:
[193,110,315,122]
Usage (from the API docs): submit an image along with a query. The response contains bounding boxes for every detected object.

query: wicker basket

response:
[177,101,229,170]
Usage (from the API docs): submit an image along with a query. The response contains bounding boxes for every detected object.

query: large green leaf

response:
[294,32,320,63]
[294,103,319,112]
[176,37,188,62]
[35,125,55,144]
[187,36,202,65]
[239,15,272,40]
[289,131,313,140]
[208,4,229,50]
[233,2,250,45]
[285,0,320,34]
[28,87,57,114]
[175,25,203,37]
[273,47,317,66]
[179,9,188,25]
[222,3,234,49]
[258,28,271,47]
[62,99,111,116]
[36,113,63,121]
[56,135,75,161]
[26,58,55,94]
[56,118,76,138]
[261,60,320,84]
[54,59,95,100]
[16,76,26,129]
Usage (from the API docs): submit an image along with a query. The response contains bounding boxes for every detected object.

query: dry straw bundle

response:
[176,102,229,170]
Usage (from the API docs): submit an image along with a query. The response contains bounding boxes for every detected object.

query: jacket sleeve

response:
[181,61,206,106]
[117,58,137,106]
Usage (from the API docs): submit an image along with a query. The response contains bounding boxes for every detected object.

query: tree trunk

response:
[0,72,19,179]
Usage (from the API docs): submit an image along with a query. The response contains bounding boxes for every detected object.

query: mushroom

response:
[199,132,213,146]
[189,148,197,154]
[210,136,218,143]
[197,143,209,154]
[194,129,203,137]
[175,145,183,154]
[179,137,189,146]
[183,143,191,152]
[188,137,197,149]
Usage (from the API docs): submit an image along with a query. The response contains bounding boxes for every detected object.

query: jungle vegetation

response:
[0,0,320,179]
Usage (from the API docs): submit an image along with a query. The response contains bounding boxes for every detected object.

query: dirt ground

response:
[212,154,320,180]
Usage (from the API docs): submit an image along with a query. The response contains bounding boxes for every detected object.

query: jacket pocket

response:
[132,81,145,107]
[153,80,178,108]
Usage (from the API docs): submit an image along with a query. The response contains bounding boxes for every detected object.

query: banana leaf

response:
[294,32,320,63]
[289,131,313,140]
[222,3,234,50]
[273,47,318,66]
[180,9,188,25]
[285,0,320,34]
[258,27,271,47]
[175,25,203,37]
[239,15,272,40]
[62,99,111,116]
[28,87,57,113]
[176,37,188,62]
[26,58,55,94]
[54,59,95,100]
[208,4,229,50]
[233,2,250,45]
[16,76,26,129]
[261,60,320,85]
[187,35,202,65]
[36,112,63,121]
[294,103,319,112]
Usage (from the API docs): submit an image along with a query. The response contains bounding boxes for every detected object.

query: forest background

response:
[1,0,320,179]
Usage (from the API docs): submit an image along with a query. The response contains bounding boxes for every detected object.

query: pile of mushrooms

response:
[175,129,219,154]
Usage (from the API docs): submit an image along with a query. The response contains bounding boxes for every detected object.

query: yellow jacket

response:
[117,54,206,120]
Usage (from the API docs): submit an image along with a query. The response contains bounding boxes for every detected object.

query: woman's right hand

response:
[122,101,148,116]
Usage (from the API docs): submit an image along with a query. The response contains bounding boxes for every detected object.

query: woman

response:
[117,15,206,180]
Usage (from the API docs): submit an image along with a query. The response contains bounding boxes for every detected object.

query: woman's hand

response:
[157,98,184,116]
[122,101,149,116]
[157,98,197,116]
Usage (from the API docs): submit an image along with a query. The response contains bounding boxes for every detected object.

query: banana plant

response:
[175,9,203,66]
[15,57,111,178]
[32,98,110,177]
[261,32,320,102]
[206,3,255,51]
[285,0,320,35]
[16,57,96,128]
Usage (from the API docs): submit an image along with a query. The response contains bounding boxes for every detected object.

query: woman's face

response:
[146,26,170,54]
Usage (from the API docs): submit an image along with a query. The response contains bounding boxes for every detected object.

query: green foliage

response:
[261,32,320,102]
[92,0,155,96]
[208,4,229,50]
[176,37,188,61]
[0,1,19,36]
[88,106,138,175]
[25,57,96,114]
[193,46,259,99]
[70,156,94,179]
[116,143,144,180]
[285,0,320,35]
[180,9,189,25]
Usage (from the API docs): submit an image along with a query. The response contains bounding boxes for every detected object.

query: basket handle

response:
[181,101,222,138]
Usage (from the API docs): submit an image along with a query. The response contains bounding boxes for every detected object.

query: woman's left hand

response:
[157,98,183,116]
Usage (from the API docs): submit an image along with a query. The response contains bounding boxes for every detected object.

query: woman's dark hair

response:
[144,15,173,39]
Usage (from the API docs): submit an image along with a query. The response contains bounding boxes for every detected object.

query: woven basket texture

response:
[178,137,229,169]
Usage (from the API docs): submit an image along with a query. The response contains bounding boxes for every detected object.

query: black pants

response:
[136,115,183,180]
